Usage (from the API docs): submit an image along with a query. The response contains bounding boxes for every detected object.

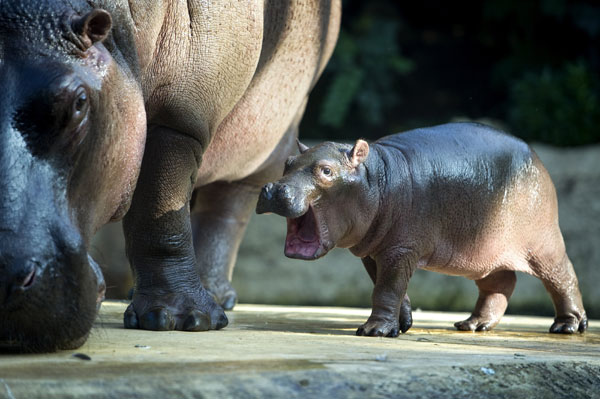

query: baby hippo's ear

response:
[296,139,310,154]
[349,139,369,167]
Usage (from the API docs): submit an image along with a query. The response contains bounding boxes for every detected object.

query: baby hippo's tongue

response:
[285,207,321,259]
[298,208,317,242]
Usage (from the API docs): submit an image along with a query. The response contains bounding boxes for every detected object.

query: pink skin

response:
[285,207,323,259]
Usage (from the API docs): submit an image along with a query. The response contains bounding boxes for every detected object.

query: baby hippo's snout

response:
[256,182,307,218]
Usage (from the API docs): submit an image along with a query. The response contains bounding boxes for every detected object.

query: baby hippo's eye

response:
[317,165,335,181]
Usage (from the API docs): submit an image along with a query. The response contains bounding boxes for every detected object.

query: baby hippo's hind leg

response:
[455,270,516,332]
[530,254,587,334]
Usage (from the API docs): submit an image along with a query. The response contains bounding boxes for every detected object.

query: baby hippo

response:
[256,122,587,337]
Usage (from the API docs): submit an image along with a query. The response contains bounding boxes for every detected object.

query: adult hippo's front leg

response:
[123,126,227,331]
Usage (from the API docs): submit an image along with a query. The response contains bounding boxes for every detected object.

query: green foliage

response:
[509,62,600,146]
[318,15,414,129]
[302,1,599,146]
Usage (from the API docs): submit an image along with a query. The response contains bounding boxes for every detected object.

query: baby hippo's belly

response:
[421,241,532,281]
[419,155,560,281]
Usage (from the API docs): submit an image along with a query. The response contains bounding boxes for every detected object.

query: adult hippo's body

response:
[0,0,340,352]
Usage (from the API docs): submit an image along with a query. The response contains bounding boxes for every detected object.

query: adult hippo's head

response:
[0,1,146,352]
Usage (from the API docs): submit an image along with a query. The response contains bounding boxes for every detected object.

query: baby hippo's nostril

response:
[262,183,274,200]
[280,184,292,200]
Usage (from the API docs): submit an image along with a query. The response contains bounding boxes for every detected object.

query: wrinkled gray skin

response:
[0,0,340,352]
[257,123,588,337]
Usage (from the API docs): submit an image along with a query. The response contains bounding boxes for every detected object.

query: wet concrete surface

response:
[1,301,599,398]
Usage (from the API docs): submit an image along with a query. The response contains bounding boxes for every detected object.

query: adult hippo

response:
[0,0,340,352]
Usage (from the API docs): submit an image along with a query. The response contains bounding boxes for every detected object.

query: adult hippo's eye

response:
[70,86,89,127]
[14,74,91,157]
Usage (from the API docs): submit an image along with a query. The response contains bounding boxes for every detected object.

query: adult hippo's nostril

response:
[0,258,39,305]
[21,268,36,289]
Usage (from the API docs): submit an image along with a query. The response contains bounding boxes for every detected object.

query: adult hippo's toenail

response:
[182,310,211,331]
[221,293,237,311]
[123,305,139,329]
[139,308,176,331]
[215,312,229,330]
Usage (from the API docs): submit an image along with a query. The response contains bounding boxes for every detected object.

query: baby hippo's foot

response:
[202,277,238,310]
[357,317,400,338]
[550,314,587,334]
[399,294,413,333]
[124,286,228,331]
[454,315,499,332]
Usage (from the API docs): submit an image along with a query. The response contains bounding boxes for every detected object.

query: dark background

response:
[300,0,600,146]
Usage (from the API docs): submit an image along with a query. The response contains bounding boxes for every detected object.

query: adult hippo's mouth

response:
[285,205,330,260]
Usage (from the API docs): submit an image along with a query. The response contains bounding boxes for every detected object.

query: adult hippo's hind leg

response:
[361,256,412,333]
[455,270,516,332]
[190,181,260,310]
[191,125,299,310]
[122,126,227,332]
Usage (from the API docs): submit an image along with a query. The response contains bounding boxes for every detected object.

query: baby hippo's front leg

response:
[356,251,416,337]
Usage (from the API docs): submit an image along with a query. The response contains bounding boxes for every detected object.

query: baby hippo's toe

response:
[549,315,587,334]
[356,318,400,338]
[454,316,496,332]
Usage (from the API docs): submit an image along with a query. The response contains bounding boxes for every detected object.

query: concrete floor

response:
[1,301,599,399]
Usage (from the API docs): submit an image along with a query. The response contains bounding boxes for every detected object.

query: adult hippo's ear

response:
[349,139,369,168]
[296,139,310,154]
[72,9,113,48]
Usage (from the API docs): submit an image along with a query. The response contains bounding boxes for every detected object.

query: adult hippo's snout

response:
[0,1,146,352]
[0,240,104,352]
[0,177,105,352]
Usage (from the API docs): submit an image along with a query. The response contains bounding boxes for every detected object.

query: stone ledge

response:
[1,301,598,398]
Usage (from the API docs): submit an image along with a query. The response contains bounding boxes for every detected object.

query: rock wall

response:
[92,143,600,318]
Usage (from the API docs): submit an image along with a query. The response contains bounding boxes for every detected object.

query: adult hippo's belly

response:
[198,1,338,185]
[0,0,340,352]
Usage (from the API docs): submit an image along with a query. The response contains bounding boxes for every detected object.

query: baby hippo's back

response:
[373,123,561,280]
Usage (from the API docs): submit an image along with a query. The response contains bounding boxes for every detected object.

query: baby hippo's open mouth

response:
[285,206,328,260]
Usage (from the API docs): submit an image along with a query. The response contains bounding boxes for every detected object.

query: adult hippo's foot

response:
[124,287,227,331]
[203,278,238,311]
